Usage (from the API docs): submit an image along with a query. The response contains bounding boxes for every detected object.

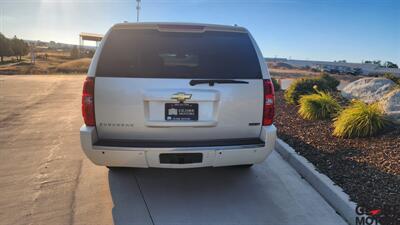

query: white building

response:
[265,58,400,76]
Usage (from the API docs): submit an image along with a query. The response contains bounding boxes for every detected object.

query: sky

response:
[1,0,399,64]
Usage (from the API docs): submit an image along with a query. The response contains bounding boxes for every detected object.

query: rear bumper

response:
[80,125,277,168]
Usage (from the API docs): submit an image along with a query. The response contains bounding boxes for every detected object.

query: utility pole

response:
[1,8,3,33]
[136,0,141,22]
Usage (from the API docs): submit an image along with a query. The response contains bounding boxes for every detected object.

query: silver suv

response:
[80,22,276,169]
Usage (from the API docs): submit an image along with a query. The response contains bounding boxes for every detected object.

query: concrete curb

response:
[275,138,358,225]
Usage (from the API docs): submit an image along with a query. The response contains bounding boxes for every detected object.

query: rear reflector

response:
[82,77,95,126]
[263,79,275,126]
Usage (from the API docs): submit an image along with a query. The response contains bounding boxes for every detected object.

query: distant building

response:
[375,67,400,75]
[265,58,400,76]
[79,33,103,48]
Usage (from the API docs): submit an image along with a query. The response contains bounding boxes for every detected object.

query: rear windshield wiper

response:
[189,79,249,86]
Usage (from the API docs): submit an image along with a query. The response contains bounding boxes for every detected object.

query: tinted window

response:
[96,29,262,79]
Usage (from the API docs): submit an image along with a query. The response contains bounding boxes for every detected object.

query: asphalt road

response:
[0,75,347,225]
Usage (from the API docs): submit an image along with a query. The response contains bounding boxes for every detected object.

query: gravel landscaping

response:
[275,91,400,225]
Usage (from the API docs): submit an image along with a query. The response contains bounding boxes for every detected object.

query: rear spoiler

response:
[157,24,205,33]
[112,22,248,33]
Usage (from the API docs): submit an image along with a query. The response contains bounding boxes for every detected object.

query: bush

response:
[298,91,341,120]
[383,73,400,86]
[320,73,340,90]
[70,46,79,59]
[284,77,328,104]
[284,74,339,104]
[272,78,281,91]
[333,101,390,138]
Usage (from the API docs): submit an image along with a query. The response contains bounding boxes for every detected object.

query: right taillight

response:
[82,77,95,126]
[263,79,275,126]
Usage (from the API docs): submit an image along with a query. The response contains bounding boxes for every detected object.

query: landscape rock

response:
[342,77,400,124]
[341,78,396,103]
[380,89,400,124]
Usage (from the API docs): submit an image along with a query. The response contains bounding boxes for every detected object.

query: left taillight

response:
[262,79,275,126]
[82,77,95,126]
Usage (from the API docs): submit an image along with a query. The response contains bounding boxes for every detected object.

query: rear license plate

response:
[165,103,198,121]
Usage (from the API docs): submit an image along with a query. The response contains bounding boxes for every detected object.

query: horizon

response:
[1,0,399,64]
[10,38,394,65]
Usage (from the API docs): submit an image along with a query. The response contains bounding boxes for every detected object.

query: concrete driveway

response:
[0,75,347,225]
[110,152,347,225]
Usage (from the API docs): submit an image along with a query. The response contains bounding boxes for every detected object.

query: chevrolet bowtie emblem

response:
[171,92,192,102]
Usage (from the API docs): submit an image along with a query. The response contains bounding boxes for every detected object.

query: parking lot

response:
[0,75,347,225]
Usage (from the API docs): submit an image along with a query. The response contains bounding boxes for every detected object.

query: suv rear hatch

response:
[94,25,264,141]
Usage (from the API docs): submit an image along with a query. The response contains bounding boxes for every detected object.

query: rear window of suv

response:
[96,29,262,79]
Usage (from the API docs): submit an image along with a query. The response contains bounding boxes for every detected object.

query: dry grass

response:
[298,91,341,120]
[333,101,391,138]
[55,58,91,73]
[0,49,90,75]
[268,63,362,82]
[269,68,321,77]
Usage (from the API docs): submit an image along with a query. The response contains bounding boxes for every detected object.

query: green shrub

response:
[333,101,390,138]
[284,77,329,104]
[321,73,340,90]
[284,74,340,104]
[272,78,281,91]
[298,91,341,120]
